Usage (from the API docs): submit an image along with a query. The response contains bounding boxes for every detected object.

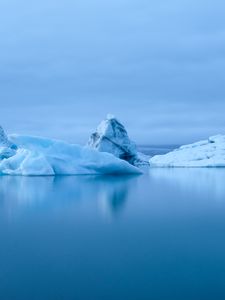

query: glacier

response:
[87,114,149,166]
[0,133,141,176]
[150,135,225,167]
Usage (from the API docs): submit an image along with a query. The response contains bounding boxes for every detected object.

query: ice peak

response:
[106,113,116,120]
[0,126,17,159]
[88,115,149,166]
[0,126,11,147]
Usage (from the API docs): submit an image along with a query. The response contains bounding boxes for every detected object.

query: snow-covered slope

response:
[88,115,149,166]
[0,134,141,176]
[150,135,225,167]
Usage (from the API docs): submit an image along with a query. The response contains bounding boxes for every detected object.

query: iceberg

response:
[0,133,141,176]
[150,135,225,167]
[87,115,149,166]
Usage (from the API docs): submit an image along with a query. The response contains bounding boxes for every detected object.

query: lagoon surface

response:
[1,168,225,300]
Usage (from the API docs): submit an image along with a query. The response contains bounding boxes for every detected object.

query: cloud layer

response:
[1,0,225,144]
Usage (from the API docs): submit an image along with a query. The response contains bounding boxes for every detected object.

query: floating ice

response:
[0,134,141,176]
[150,135,225,167]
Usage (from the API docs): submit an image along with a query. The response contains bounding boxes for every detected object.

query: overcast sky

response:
[1,0,225,145]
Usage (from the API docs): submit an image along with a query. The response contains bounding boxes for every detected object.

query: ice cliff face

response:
[150,135,225,167]
[0,126,17,159]
[0,126,11,147]
[87,115,149,166]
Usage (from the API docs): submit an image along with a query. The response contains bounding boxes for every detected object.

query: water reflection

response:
[149,168,225,201]
[1,169,225,221]
[1,170,225,300]
[96,176,136,219]
[0,175,138,219]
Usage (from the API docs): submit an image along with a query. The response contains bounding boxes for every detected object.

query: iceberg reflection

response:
[149,168,225,201]
[0,175,138,218]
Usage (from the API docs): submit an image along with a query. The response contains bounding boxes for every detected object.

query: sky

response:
[1,0,225,145]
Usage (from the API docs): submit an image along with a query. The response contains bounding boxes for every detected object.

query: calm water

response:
[138,145,180,156]
[1,168,225,300]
